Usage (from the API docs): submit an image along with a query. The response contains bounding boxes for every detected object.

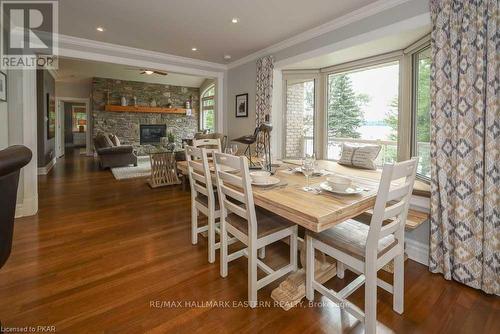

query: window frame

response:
[200,84,215,132]
[409,43,431,183]
[321,52,403,164]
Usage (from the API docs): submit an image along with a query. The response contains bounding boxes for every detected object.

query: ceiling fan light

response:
[144,70,154,75]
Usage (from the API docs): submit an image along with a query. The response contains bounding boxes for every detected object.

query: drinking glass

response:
[230,144,238,155]
[302,156,315,192]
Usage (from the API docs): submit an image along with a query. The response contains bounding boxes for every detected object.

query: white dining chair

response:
[213,152,298,308]
[305,158,418,334]
[185,145,221,263]
[193,138,222,154]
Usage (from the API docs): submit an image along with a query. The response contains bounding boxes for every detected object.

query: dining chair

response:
[185,145,221,263]
[192,138,222,154]
[305,158,418,334]
[213,152,298,308]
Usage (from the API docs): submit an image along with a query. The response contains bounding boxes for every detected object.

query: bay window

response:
[326,61,400,166]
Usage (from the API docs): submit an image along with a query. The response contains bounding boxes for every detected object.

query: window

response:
[200,85,215,132]
[284,79,315,158]
[72,105,87,132]
[326,61,400,165]
[412,47,431,179]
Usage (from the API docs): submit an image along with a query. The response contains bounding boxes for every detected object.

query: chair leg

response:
[393,253,404,314]
[305,235,314,301]
[290,226,298,271]
[220,218,228,278]
[191,204,198,245]
[337,260,345,279]
[208,214,216,263]
[248,242,258,308]
[364,260,378,334]
[258,247,266,259]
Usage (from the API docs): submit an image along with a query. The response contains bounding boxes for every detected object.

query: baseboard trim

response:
[405,238,429,266]
[37,157,56,175]
[15,195,38,218]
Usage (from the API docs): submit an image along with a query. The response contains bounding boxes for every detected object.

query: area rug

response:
[111,156,151,180]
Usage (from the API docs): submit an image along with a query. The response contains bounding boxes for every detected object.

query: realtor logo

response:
[1,1,58,69]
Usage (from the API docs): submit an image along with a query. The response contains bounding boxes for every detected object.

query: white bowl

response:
[250,171,271,183]
[326,175,352,191]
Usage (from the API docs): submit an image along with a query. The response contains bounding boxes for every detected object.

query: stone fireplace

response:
[140,124,166,145]
[92,77,200,155]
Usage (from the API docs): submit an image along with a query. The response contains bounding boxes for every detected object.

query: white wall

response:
[56,80,91,98]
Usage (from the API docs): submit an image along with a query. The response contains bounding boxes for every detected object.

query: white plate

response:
[319,182,364,195]
[210,165,237,173]
[293,167,323,176]
[252,176,280,186]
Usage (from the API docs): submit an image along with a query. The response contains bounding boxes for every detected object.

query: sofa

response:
[94,133,137,169]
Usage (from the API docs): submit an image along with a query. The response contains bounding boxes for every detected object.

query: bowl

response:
[250,171,271,183]
[326,175,352,191]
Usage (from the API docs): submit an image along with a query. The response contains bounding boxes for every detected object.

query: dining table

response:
[176,158,423,310]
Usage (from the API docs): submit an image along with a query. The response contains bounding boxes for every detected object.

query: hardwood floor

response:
[1,150,498,333]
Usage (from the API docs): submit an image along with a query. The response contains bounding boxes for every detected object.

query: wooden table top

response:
[177,159,398,233]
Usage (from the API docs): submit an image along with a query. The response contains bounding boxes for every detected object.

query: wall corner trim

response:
[37,157,56,175]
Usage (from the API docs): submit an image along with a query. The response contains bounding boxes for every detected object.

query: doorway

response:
[55,97,91,158]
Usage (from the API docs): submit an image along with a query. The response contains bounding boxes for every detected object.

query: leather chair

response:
[0,145,32,270]
[233,126,260,166]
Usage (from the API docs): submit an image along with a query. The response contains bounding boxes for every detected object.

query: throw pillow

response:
[109,134,121,146]
[338,144,381,170]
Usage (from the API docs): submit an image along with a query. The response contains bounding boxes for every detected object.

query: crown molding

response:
[227,0,413,69]
[57,34,228,71]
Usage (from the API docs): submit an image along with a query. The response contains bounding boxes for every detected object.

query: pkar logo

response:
[1,1,58,69]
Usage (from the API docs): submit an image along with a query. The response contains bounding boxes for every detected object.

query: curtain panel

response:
[429,0,499,295]
[255,56,274,155]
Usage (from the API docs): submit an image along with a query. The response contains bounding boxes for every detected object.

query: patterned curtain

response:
[255,56,274,155]
[429,0,499,295]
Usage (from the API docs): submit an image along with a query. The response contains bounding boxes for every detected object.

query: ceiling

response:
[58,0,378,64]
[56,58,207,87]
[283,25,430,70]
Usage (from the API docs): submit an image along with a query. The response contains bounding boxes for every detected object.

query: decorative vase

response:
[120,96,127,106]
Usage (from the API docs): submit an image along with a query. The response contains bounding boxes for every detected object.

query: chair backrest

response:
[185,145,215,208]
[0,145,32,269]
[366,158,418,255]
[213,153,258,238]
[193,138,222,155]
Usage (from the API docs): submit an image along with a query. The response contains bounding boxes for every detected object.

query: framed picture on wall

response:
[235,93,248,118]
[0,71,6,102]
[47,93,56,139]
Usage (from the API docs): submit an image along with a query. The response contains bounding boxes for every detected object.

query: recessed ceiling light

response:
[96,26,105,32]
[191,47,197,51]
[144,70,154,75]
[224,55,232,60]
[231,18,239,23]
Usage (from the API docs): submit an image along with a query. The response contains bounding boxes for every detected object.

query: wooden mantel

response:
[105,104,190,115]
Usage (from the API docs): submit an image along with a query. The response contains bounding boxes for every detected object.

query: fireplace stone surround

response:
[92,77,200,155]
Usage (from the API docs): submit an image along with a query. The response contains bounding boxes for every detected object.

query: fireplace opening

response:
[140,124,166,145]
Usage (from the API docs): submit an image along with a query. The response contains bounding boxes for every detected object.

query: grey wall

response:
[36,69,56,167]
[226,61,257,142]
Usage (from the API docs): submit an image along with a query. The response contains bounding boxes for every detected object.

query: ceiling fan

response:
[126,68,168,76]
